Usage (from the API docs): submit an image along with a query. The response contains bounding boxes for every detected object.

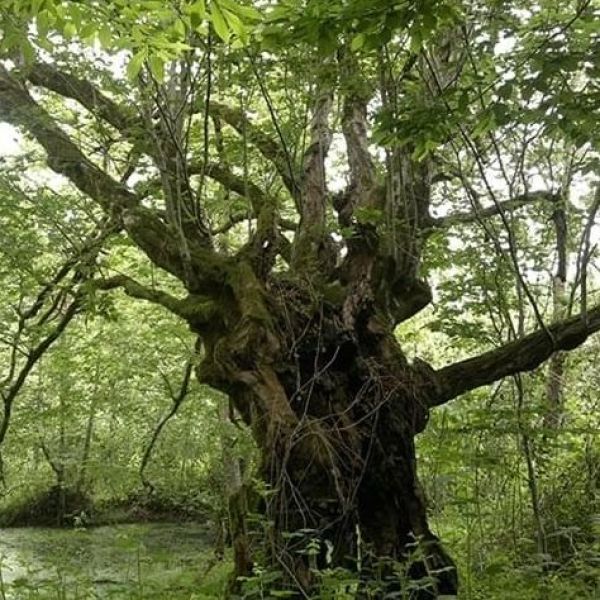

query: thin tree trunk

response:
[218,400,252,585]
[514,376,547,562]
[76,395,97,493]
[544,190,569,430]
[39,439,66,526]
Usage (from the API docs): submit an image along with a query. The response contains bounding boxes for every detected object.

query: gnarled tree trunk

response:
[196,273,458,597]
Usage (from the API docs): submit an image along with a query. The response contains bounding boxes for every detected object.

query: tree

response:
[0,0,599,596]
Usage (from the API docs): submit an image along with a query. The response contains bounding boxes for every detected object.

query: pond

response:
[0,523,227,599]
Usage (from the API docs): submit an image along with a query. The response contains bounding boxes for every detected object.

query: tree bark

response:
[196,284,458,597]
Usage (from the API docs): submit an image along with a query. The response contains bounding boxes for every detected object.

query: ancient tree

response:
[1,0,599,596]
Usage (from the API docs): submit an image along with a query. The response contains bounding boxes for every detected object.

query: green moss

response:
[322,281,346,306]
[226,262,272,326]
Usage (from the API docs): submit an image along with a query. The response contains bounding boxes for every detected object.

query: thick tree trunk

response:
[197,288,457,598]
[250,384,457,598]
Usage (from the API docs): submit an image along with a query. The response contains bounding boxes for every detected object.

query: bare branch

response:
[544,187,569,428]
[140,361,194,491]
[571,184,600,316]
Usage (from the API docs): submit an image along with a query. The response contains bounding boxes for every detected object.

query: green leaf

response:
[36,11,50,37]
[31,0,46,14]
[210,2,230,42]
[189,0,206,19]
[472,110,495,137]
[19,39,35,65]
[458,91,470,113]
[63,22,77,39]
[223,9,247,44]
[37,36,54,51]
[79,23,96,42]
[219,0,261,21]
[172,18,186,39]
[127,48,147,81]
[497,82,514,100]
[351,33,365,51]
[189,0,206,27]
[148,54,164,82]
[98,26,112,48]
[409,28,423,53]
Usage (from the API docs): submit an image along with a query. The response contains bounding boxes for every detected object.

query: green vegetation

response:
[0,0,599,598]
[0,524,229,599]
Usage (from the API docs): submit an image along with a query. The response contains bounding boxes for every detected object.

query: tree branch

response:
[210,212,297,236]
[432,303,600,406]
[430,190,561,228]
[188,160,268,210]
[0,64,137,212]
[25,62,215,247]
[26,62,137,134]
[94,275,189,316]
[0,221,116,448]
[209,101,297,196]
[0,300,79,448]
[93,275,218,325]
[139,361,194,492]
[292,87,333,269]
[338,50,377,225]
[0,66,219,284]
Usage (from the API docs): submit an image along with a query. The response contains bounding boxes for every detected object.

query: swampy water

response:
[0,523,224,598]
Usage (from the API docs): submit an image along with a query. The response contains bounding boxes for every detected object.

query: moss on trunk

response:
[196,274,456,597]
